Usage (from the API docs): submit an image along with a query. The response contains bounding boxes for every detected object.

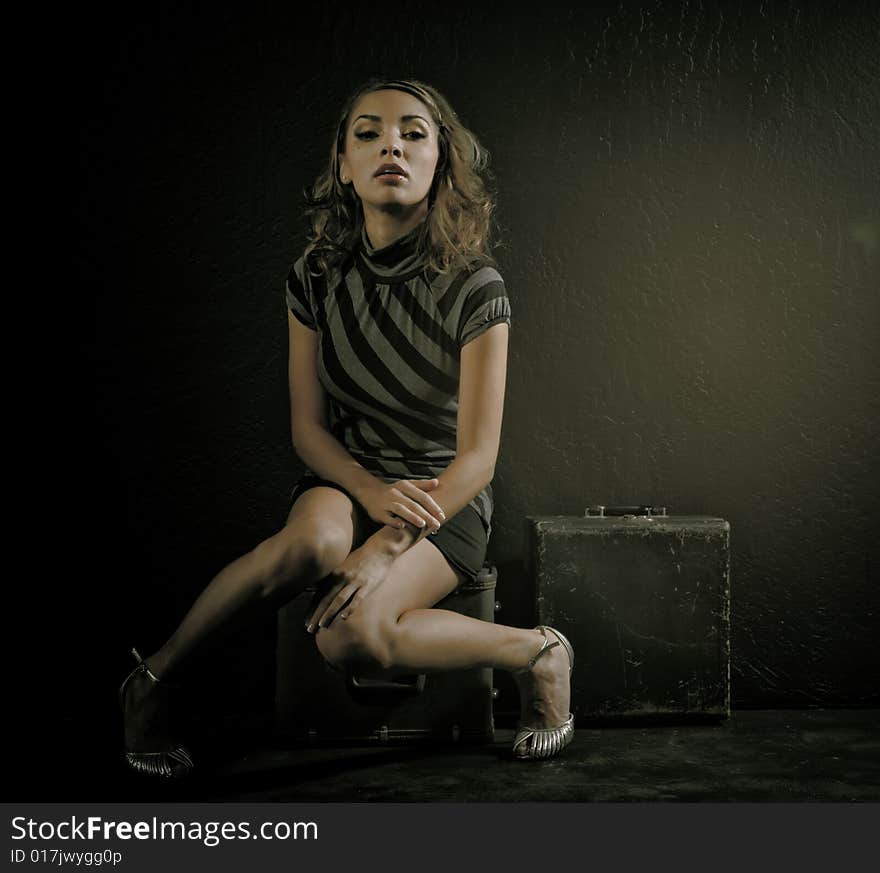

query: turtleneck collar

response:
[358,222,428,282]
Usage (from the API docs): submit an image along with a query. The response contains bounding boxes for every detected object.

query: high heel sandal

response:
[512,626,575,760]
[119,648,193,778]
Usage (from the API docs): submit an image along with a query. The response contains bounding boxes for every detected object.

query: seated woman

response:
[119,78,574,778]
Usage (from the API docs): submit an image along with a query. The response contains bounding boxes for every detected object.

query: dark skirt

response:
[288,474,488,585]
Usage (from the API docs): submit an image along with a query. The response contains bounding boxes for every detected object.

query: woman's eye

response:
[354,130,426,141]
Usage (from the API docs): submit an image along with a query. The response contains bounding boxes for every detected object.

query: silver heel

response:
[119,648,194,778]
[512,626,574,760]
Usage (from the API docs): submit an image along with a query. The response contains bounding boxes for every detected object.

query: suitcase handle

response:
[586,505,667,517]
[348,673,425,691]
[346,673,426,703]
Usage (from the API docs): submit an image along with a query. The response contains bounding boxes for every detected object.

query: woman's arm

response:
[368,320,510,558]
[287,310,381,501]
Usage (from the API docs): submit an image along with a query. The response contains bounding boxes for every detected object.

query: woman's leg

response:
[315,539,571,732]
[143,486,365,680]
[123,486,369,755]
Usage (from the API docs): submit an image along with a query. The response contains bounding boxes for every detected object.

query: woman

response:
[119,78,574,778]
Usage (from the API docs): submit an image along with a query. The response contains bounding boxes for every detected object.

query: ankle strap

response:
[131,648,169,686]
[514,626,561,674]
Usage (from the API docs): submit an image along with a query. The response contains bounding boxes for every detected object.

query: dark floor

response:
[19,709,880,802]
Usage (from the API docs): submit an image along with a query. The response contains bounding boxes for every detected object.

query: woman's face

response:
[338,89,441,218]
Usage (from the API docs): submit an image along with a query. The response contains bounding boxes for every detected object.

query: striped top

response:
[285,222,511,539]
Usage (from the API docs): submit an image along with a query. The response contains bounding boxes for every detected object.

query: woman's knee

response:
[314,610,395,673]
[255,523,351,599]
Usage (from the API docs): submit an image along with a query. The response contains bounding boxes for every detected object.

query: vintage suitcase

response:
[274,564,497,745]
[526,506,730,723]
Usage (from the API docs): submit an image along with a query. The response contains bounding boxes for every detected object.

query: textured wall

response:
[71,0,878,721]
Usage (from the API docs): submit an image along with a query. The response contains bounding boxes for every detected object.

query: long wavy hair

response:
[303,78,496,278]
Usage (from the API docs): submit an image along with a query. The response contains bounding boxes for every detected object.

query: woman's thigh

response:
[368,539,467,618]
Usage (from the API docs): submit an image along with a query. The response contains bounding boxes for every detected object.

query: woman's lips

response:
[374,163,407,182]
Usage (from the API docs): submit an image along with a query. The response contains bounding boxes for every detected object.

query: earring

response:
[340,175,349,184]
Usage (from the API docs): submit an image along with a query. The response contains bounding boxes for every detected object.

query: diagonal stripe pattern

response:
[285,224,511,538]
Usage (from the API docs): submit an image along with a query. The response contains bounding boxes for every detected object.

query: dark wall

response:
[58,0,879,738]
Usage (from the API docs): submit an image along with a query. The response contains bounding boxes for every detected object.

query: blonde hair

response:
[303,78,496,278]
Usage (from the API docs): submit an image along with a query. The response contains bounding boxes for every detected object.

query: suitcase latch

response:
[586,505,667,518]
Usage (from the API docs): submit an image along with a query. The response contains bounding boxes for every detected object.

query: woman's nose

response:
[381,143,402,157]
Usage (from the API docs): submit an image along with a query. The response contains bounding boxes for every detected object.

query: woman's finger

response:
[306,580,345,632]
[405,498,443,529]
[391,501,441,531]
[317,585,357,629]
[413,478,440,490]
[400,480,446,522]
[339,586,371,621]
[386,511,406,529]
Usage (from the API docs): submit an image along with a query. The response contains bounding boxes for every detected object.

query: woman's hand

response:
[305,538,396,633]
[358,477,445,532]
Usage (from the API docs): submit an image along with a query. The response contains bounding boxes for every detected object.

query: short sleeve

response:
[458,271,511,347]
[285,257,317,330]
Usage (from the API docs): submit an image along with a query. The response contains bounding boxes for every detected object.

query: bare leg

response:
[315,538,571,732]
[145,487,363,680]
[387,608,571,733]
[122,487,366,758]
